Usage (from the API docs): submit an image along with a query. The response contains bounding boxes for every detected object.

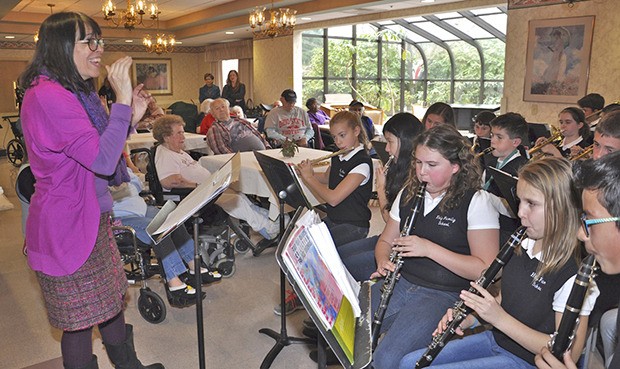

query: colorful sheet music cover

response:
[281,210,361,362]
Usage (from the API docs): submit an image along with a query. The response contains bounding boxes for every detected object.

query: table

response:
[199,147,380,220]
[125,132,208,151]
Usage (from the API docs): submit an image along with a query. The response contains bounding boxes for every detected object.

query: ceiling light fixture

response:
[249,1,297,38]
[34,3,55,43]
[142,18,175,54]
[102,0,160,30]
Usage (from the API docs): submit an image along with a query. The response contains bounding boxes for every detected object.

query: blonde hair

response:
[518,157,581,277]
[329,110,370,149]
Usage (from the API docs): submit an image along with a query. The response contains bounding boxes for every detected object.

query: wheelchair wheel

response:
[138,288,166,324]
[232,235,251,254]
[7,139,26,167]
[214,259,235,278]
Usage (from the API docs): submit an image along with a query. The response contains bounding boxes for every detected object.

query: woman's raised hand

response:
[130,84,150,126]
[105,56,134,106]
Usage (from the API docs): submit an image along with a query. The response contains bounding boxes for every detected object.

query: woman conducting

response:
[20,12,162,369]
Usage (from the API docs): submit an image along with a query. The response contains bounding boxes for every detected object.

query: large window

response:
[301,7,507,113]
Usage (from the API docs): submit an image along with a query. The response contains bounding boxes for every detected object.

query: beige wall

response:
[504,1,620,125]
[252,35,295,105]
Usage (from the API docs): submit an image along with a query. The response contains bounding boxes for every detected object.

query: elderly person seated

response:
[197,98,216,135]
[206,98,270,155]
[264,89,314,147]
[135,94,165,132]
[152,115,280,240]
[111,170,221,307]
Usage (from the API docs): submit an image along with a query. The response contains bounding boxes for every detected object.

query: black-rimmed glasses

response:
[581,213,620,237]
[76,38,105,52]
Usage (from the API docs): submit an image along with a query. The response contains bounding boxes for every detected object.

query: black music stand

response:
[254,151,314,369]
[146,153,240,369]
[371,140,390,164]
[487,166,519,216]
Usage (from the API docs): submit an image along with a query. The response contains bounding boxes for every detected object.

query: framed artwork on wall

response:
[132,59,172,95]
[508,0,585,10]
[523,16,594,104]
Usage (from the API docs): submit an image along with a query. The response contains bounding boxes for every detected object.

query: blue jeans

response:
[323,217,369,247]
[399,330,535,369]
[371,278,460,369]
[119,206,194,282]
[339,235,378,281]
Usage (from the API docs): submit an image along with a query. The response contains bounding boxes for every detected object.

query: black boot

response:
[104,324,165,369]
[64,355,98,369]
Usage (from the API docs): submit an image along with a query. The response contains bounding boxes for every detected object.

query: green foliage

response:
[302,25,506,111]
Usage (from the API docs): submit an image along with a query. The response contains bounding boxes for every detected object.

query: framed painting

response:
[132,59,172,95]
[508,0,584,10]
[523,16,594,104]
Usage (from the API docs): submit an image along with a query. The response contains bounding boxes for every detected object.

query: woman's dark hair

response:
[404,124,481,212]
[305,97,317,110]
[422,102,455,129]
[19,12,101,94]
[226,70,240,89]
[560,106,591,140]
[382,112,423,211]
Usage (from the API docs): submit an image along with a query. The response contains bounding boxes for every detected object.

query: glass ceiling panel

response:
[356,24,378,38]
[377,20,395,25]
[435,12,461,19]
[386,25,428,43]
[328,25,353,37]
[479,14,507,34]
[404,16,425,22]
[471,7,503,16]
[445,18,493,39]
[414,22,459,41]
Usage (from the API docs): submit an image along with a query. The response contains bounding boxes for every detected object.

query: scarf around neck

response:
[75,89,129,186]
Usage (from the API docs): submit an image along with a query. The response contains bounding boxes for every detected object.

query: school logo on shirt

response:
[436,215,456,227]
[530,272,547,291]
[339,168,347,178]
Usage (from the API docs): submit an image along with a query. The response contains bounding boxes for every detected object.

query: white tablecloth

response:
[126,132,208,151]
[199,147,380,219]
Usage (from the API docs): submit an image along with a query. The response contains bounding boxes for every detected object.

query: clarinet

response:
[371,182,426,350]
[549,254,597,359]
[415,226,528,368]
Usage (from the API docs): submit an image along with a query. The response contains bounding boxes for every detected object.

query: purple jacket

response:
[21,77,132,276]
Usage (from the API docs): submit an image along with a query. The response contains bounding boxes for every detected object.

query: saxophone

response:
[549,254,597,359]
[415,226,528,368]
[371,182,427,350]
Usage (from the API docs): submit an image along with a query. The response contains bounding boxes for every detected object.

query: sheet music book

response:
[146,152,240,244]
[280,209,361,362]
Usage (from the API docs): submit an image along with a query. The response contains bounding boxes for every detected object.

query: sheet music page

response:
[308,222,361,316]
[286,162,322,205]
[282,224,344,330]
[152,153,240,236]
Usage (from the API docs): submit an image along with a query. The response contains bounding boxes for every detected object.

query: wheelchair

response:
[2,115,27,167]
[112,223,167,324]
[130,146,254,277]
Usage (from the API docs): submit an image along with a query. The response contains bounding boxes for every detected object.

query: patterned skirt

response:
[36,213,128,331]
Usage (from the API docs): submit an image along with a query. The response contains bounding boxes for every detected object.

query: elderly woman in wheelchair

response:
[111,169,221,308]
[152,114,281,241]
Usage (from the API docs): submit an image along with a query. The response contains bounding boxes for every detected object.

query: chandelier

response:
[102,0,160,30]
[249,1,296,38]
[34,3,55,42]
[143,19,175,54]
